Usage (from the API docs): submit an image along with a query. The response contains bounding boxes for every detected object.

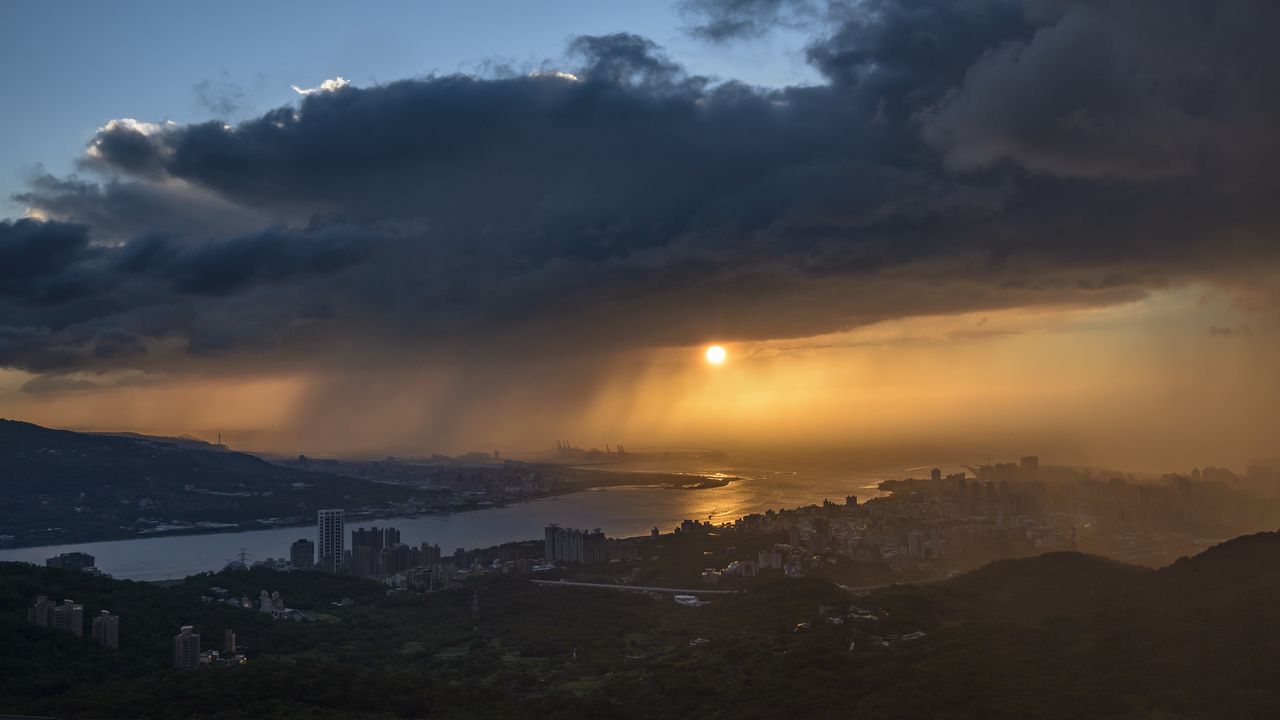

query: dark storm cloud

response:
[0,219,102,305]
[0,218,374,370]
[5,2,1280,376]
[920,1,1280,179]
[85,125,168,180]
[14,174,273,243]
[151,226,377,296]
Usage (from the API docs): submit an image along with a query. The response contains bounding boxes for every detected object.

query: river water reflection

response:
[0,457,920,580]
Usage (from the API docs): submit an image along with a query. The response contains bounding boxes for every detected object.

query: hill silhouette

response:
[0,419,414,548]
[933,551,1150,623]
[872,533,1280,718]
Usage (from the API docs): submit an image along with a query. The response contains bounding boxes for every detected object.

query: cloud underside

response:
[4,0,1280,381]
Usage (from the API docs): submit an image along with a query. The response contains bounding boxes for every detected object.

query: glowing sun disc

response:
[705,345,727,365]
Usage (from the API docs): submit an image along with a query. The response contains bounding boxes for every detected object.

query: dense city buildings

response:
[317,509,345,573]
[306,522,450,581]
[280,523,450,582]
[352,526,401,550]
[91,610,119,649]
[693,456,1280,581]
[421,543,442,566]
[1020,455,1040,480]
[351,526,398,578]
[380,542,412,577]
[289,539,314,569]
[173,626,201,670]
[544,525,607,564]
[224,628,237,654]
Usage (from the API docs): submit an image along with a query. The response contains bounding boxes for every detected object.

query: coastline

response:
[0,472,738,552]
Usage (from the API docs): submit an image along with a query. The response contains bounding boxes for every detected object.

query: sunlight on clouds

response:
[528,70,581,82]
[85,118,176,160]
[291,76,351,95]
[98,118,169,136]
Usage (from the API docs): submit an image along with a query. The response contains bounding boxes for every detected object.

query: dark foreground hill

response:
[934,550,1151,623]
[862,533,1280,719]
[2,532,1279,719]
[0,419,415,547]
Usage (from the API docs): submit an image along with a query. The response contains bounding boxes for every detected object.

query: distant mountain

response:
[0,419,415,548]
[90,431,224,452]
[937,532,1280,617]
[929,533,1280,627]
[935,551,1150,623]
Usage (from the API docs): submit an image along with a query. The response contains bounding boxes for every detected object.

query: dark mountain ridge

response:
[936,531,1280,620]
[0,419,415,548]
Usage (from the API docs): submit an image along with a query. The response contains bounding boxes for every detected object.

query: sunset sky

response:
[1,0,1277,469]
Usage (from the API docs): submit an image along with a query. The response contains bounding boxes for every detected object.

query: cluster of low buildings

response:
[290,456,563,512]
[173,625,247,669]
[196,585,314,622]
[27,592,257,669]
[28,595,119,649]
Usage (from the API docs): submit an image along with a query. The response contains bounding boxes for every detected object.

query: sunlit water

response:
[0,456,939,580]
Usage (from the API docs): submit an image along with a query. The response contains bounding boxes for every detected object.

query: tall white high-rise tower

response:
[317,508,345,573]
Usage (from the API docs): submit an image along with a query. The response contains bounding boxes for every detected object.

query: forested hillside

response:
[0,419,414,547]
[3,533,1279,718]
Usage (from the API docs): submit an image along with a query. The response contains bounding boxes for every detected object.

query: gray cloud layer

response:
[4,0,1279,381]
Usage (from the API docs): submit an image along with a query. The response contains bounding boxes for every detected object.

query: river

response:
[0,455,945,580]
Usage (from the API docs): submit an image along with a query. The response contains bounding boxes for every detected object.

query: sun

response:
[705,345,727,365]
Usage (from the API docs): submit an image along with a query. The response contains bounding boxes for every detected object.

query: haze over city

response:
[1,0,1276,471]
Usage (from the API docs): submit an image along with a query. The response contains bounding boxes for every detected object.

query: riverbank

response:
[0,482,764,580]
[0,460,904,580]
[0,470,738,552]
